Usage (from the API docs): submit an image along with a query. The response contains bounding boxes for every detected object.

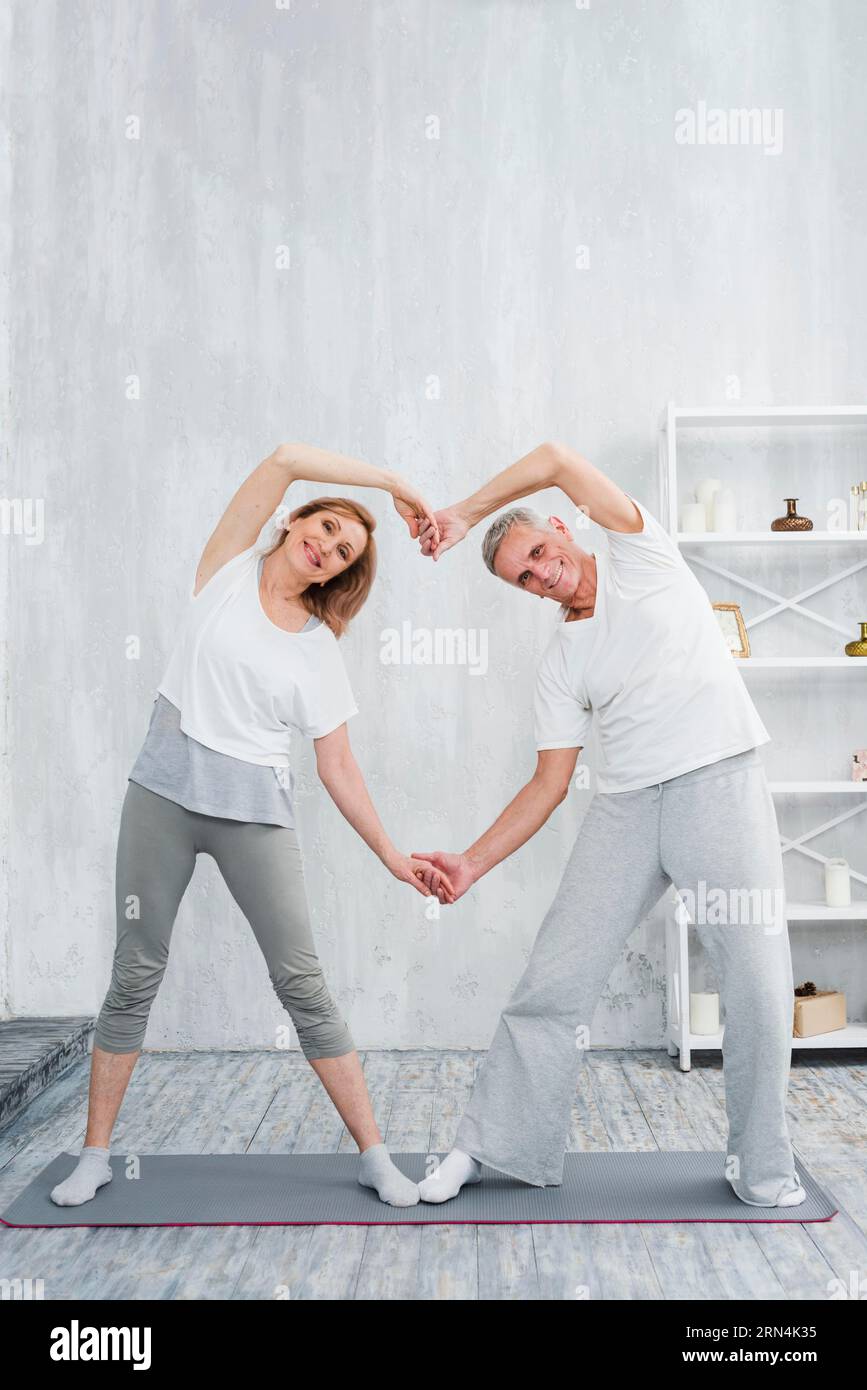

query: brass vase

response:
[771,498,813,531]
[844,622,867,657]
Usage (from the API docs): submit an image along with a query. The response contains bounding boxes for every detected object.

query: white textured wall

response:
[2,0,865,1048]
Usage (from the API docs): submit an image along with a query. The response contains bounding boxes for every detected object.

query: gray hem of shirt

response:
[126,774,298,829]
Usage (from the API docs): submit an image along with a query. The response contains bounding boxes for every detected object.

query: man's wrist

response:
[463,848,486,883]
[455,498,480,529]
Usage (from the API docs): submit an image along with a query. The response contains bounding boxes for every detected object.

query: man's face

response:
[493,520,589,605]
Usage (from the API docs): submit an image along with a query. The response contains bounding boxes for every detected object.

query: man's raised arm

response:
[418,440,642,559]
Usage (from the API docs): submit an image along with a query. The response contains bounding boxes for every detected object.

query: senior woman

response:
[51,442,454,1211]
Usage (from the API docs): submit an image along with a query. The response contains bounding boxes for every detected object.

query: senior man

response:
[411,441,803,1209]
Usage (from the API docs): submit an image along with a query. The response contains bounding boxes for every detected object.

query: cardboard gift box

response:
[793,989,847,1038]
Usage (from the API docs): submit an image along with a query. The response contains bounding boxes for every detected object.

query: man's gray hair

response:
[481,506,553,575]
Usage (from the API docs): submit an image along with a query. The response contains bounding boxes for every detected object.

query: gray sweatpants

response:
[454,746,800,1205]
[94,780,355,1060]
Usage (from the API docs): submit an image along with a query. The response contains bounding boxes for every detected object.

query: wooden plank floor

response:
[1,1048,865,1301]
[0,1017,92,1132]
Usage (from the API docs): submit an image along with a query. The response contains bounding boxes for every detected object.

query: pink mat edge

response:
[1,1209,839,1229]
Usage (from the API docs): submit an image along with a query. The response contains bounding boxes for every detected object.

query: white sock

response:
[357,1144,420,1207]
[777,1171,807,1206]
[50,1146,113,1207]
[418,1148,482,1204]
[731,1168,807,1208]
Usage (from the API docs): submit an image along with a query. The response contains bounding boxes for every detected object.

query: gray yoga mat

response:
[1,1149,837,1227]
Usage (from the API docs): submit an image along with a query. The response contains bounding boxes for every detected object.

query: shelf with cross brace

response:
[772,783,867,898]
[686,547,867,644]
[658,401,867,1069]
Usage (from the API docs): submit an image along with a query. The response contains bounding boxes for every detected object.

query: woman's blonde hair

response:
[262,496,377,638]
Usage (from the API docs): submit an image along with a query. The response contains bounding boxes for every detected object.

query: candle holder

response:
[689,992,720,1035]
[825,858,851,908]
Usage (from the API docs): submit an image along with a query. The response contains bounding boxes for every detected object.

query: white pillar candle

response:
[825,858,851,907]
[712,487,737,532]
[681,501,707,532]
[690,992,720,1035]
[696,478,722,528]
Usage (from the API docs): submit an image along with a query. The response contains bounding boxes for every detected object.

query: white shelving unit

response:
[657,402,867,1069]
[739,657,863,668]
[669,1023,867,1052]
[678,531,865,543]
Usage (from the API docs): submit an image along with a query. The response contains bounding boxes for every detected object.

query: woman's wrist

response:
[380,842,402,872]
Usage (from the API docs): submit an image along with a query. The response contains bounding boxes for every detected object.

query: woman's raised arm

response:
[194,442,439,596]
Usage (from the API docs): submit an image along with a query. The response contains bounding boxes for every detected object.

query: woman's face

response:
[284,507,369,584]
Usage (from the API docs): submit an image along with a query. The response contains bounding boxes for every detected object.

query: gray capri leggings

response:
[94,780,355,1060]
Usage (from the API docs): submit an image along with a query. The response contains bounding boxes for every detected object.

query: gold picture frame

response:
[713,602,750,658]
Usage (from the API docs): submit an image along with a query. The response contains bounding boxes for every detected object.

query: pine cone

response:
[794,981,817,997]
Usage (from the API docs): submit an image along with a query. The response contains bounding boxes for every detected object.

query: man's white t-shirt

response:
[533,496,770,793]
[158,544,358,766]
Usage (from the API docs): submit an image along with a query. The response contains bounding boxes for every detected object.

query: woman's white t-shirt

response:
[533,496,770,793]
[158,544,358,766]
